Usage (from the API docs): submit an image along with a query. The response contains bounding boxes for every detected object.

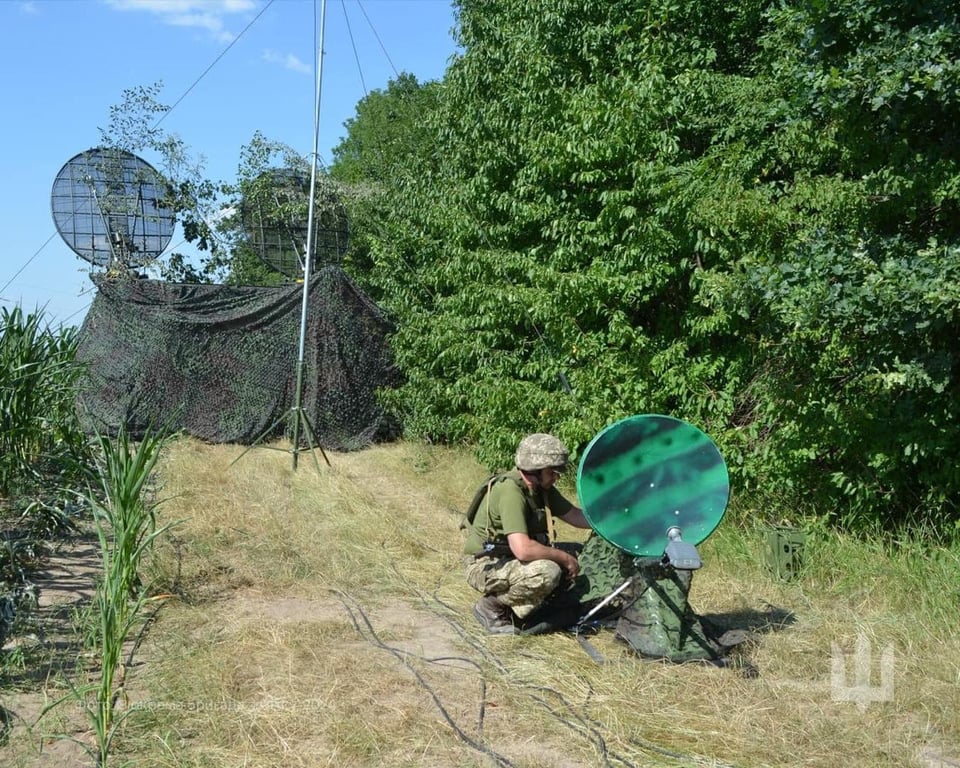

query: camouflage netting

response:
[75,266,397,448]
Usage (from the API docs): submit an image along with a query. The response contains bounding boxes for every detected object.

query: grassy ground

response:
[3,436,960,767]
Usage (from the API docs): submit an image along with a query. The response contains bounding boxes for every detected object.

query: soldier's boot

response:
[473,595,518,635]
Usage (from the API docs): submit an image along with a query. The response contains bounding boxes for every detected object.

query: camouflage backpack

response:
[573,536,727,662]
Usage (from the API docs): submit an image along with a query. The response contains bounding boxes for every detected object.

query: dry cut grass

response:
[7,436,960,768]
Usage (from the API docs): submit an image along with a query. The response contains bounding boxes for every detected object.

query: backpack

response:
[460,473,508,530]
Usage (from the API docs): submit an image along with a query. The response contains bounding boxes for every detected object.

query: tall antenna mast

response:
[291,0,329,469]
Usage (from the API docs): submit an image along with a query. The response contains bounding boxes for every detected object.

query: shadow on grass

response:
[700,602,798,637]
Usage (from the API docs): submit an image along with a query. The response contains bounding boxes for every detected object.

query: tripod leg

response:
[294,407,331,468]
[232,406,331,471]
[230,407,292,466]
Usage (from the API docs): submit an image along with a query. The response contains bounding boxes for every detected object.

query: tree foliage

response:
[335,0,960,536]
[98,82,229,282]
[329,74,443,297]
[100,87,348,286]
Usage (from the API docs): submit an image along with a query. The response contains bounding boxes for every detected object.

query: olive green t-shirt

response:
[463,471,574,556]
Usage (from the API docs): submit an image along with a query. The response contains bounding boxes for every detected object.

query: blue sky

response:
[0,0,459,327]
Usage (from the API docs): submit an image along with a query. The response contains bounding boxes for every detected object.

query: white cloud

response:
[103,0,257,42]
[18,1,40,13]
[262,49,311,75]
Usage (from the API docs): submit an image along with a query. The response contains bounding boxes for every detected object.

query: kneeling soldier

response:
[463,433,591,634]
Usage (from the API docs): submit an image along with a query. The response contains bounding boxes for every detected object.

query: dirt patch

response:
[233,590,468,664]
[1,533,101,767]
[32,539,100,611]
[231,592,344,624]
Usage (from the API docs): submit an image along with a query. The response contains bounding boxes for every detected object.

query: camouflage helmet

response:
[515,433,569,472]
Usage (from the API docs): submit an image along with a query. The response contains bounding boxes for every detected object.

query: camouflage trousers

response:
[464,556,562,619]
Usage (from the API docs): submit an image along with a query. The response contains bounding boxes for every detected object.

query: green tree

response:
[353,0,960,535]
[329,73,442,298]
[360,0,773,461]
[101,86,344,286]
[331,72,441,185]
[218,132,349,285]
[715,0,960,530]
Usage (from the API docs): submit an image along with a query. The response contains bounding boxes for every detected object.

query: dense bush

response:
[332,0,960,537]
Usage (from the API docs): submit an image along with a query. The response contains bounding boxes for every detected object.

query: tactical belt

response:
[473,534,561,560]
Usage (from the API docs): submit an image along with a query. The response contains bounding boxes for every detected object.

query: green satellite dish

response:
[576,414,730,557]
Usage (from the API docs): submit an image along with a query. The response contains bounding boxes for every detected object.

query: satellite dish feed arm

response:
[662,526,702,570]
[576,528,701,629]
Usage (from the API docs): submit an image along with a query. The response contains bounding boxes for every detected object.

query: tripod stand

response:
[234,0,331,472]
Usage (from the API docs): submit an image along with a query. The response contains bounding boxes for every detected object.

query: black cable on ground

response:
[414,587,640,767]
[421,587,742,768]
[330,587,519,768]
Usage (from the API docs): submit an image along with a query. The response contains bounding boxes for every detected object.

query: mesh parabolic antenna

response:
[576,414,730,557]
[241,168,349,279]
[51,147,175,269]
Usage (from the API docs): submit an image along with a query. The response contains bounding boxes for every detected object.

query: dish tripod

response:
[575,527,723,663]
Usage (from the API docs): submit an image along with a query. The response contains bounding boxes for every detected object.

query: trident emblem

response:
[831,633,895,712]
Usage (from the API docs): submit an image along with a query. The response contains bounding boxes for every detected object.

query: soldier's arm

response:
[559,506,590,529]
[506,532,580,578]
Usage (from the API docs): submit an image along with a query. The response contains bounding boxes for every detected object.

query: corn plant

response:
[43,424,175,767]
[0,305,87,496]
